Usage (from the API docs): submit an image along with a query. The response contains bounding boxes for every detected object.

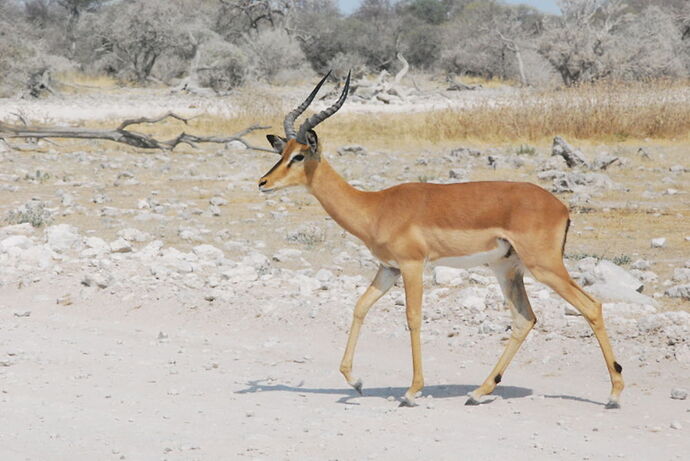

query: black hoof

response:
[465,396,481,406]
[399,397,417,408]
[605,400,621,410]
[352,380,363,396]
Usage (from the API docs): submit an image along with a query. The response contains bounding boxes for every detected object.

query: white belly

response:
[431,239,511,269]
[376,239,512,270]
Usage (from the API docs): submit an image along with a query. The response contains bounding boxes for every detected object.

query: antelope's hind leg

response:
[340,265,400,395]
[527,262,624,409]
[466,258,536,405]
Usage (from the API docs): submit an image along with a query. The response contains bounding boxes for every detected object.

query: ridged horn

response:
[283,71,332,139]
[296,70,351,144]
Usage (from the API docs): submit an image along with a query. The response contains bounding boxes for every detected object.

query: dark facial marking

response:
[263,157,283,177]
[614,362,622,373]
[494,373,502,384]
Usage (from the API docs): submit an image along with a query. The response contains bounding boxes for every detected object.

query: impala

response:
[258,72,624,408]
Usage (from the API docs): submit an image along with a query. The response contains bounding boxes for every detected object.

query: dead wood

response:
[0,112,274,152]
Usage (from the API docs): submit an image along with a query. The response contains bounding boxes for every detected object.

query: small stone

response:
[650,238,666,248]
[631,259,651,270]
[337,145,367,156]
[449,168,467,180]
[670,388,687,400]
[13,310,31,318]
[110,238,132,253]
[209,196,228,207]
[670,422,682,430]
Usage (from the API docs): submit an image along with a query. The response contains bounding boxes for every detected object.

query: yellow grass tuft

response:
[55,71,120,90]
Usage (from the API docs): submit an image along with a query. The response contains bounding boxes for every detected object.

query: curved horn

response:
[297,70,351,144]
[283,71,331,139]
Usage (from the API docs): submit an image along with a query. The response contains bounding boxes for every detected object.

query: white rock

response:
[457,287,487,312]
[45,224,81,253]
[595,260,643,292]
[665,284,690,300]
[603,303,656,319]
[20,245,55,269]
[0,235,33,252]
[118,228,151,242]
[110,238,132,253]
[631,259,651,270]
[586,260,655,305]
[675,344,690,363]
[294,274,322,294]
[638,312,690,334]
[85,236,109,250]
[629,269,658,284]
[192,244,224,261]
[242,253,270,273]
[222,265,258,283]
[209,196,228,207]
[672,268,690,283]
[138,240,164,261]
[650,238,666,248]
[576,256,598,274]
[273,248,302,261]
[670,388,687,400]
[81,273,111,289]
[0,223,34,239]
[479,320,503,334]
[433,266,467,286]
[315,269,335,283]
[160,248,195,273]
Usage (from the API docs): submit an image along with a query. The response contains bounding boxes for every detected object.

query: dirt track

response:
[1,278,689,460]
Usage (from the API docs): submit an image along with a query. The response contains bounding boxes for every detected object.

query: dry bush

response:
[196,38,248,92]
[240,29,310,84]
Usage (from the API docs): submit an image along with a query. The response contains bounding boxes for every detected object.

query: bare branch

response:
[0,117,273,153]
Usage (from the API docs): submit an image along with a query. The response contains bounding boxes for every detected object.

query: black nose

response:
[259,179,267,188]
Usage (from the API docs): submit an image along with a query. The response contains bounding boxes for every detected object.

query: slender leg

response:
[399,261,425,407]
[467,260,536,405]
[340,265,400,394]
[529,263,624,409]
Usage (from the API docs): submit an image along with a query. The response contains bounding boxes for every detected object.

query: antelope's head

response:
[258,71,350,193]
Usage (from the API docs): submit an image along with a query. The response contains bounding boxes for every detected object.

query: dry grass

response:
[55,72,120,90]
[329,81,690,146]
[47,80,690,154]
[173,81,690,149]
[457,75,513,88]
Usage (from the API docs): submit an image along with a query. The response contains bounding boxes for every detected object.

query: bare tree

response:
[76,0,191,83]
[538,0,630,85]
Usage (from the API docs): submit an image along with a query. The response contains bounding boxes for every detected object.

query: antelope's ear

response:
[305,130,318,154]
[266,134,287,153]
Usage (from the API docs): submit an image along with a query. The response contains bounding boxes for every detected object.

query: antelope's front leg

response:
[340,265,400,394]
[400,261,424,407]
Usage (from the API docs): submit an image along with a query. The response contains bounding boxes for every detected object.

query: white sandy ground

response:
[1,278,688,461]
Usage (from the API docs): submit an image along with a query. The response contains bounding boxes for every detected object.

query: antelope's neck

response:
[307,158,375,242]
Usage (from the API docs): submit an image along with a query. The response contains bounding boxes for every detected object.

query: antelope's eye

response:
[291,154,305,163]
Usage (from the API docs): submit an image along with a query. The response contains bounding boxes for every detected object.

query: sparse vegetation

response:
[6,200,52,228]
[1,0,689,96]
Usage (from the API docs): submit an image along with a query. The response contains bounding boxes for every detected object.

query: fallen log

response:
[0,112,273,152]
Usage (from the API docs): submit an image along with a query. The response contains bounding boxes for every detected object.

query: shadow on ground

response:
[237,380,533,405]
